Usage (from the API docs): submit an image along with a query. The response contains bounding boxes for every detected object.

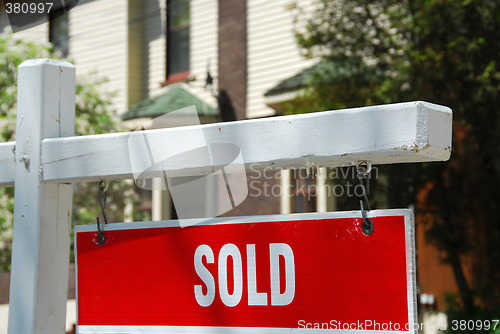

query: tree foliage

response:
[409,0,500,323]
[289,0,500,324]
[286,0,411,113]
[0,33,148,271]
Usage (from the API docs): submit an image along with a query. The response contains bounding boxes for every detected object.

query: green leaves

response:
[288,0,500,321]
[0,33,148,271]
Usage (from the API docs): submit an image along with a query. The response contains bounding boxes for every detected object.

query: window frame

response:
[164,0,190,84]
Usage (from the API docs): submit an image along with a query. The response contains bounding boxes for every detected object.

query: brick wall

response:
[218,0,247,120]
[217,1,281,215]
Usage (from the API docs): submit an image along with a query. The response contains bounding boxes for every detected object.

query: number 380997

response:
[451,320,499,331]
[6,2,53,14]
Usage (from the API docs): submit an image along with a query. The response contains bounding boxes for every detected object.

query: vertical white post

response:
[280,169,291,214]
[316,167,327,212]
[152,178,163,221]
[8,59,75,334]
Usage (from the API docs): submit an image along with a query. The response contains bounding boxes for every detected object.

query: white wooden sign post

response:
[3,59,452,334]
[8,59,75,334]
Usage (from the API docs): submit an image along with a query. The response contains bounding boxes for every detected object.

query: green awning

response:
[264,65,318,97]
[122,86,217,120]
[264,58,385,97]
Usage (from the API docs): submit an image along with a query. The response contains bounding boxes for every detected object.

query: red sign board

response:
[75,210,416,333]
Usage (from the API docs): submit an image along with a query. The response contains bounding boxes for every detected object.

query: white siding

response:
[69,0,128,114]
[246,0,316,118]
[188,0,218,107]
[2,0,218,114]
[143,0,166,98]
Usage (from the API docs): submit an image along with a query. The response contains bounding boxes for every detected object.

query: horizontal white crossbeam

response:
[0,101,452,185]
[0,142,15,187]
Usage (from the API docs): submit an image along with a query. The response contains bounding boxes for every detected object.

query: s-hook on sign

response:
[75,210,416,334]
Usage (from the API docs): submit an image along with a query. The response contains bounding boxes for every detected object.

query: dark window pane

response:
[168,26,190,74]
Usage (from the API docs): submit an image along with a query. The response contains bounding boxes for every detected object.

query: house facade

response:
[0,1,458,333]
[1,0,325,216]
[1,0,316,118]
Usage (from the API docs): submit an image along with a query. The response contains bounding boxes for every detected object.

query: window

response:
[166,0,190,82]
[49,9,69,57]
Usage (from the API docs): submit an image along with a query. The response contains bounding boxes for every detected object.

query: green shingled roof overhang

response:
[264,66,316,97]
[122,86,217,120]
[264,59,384,97]
[264,63,328,97]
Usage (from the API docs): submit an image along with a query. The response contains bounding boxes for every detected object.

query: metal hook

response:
[356,161,371,211]
[360,200,374,236]
[356,160,372,176]
[96,217,106,246]
[357,161,374,236]
[96,181,108,246]
[98,182,108,224]
[308,165,318,179]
